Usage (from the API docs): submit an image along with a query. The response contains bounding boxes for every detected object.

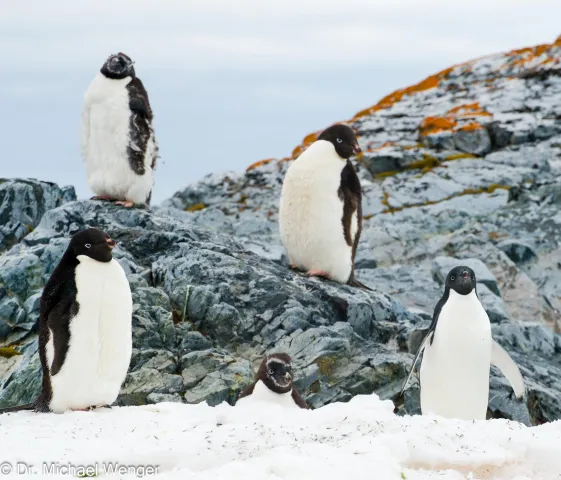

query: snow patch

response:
[0,394,559,479]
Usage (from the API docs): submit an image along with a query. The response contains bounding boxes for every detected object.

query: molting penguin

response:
[0,228,133,414]
[81,52,158,208]
[279,124,370,289]
[400,266,526,420]
[237,353,308,409]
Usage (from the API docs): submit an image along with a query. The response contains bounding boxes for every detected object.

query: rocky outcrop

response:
[2,37,561,425]
[0,179,75,253]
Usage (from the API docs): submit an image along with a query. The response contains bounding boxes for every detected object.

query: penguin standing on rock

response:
[81,52,158,208]
[279,124,370,289]
[400,266,526,420]
[237,353,308,409]
[0,228,133,414]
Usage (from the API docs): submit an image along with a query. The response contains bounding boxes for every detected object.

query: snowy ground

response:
[0,394,560,479]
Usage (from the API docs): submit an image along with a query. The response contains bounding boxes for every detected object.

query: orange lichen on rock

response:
[419,103,492,138]
[353,66,457,119]
[448,102,492,117]
[264,36,561,172]
[246,158,275,172]
[508,41,556,68]
[458,122,485,132]
[419,116,457,136]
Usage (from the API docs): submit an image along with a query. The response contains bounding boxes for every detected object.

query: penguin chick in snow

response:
[0,228,133,414]
[279,124,370,290]
[399,266,526,421]
[82,52,158,208]
[237,353,308,409]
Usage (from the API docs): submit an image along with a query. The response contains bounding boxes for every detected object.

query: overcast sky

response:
[2,1,560,203]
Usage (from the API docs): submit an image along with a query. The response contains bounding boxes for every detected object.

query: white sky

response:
[1,0,560,202]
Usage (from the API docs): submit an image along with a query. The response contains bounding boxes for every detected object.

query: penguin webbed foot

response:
[306,269,331,279]
[115,200,135,208]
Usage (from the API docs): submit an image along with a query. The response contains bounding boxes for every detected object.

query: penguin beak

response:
[462,271,469,279]
[106,238,116,249]
[353,143,362,155]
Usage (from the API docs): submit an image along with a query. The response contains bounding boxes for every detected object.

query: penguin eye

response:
[85,244,91,249]
[268,368,274,376]
[451,275,455,281]
[336,138,343,144]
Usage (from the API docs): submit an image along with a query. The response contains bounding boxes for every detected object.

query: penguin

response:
[237,353,308,409]
[0,228,133,414]
[81,52,158,208]
[399,266,526,420]
[279,124,370,289]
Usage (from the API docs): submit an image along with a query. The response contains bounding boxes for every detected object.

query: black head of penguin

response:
[257,353,294,394]
[69,228,116,263]
[100,52,135,80]
[445,266,477,295]
[317,124,361,159]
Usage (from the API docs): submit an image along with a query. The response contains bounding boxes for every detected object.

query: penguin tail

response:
[348,277,373,291]
[0,402,36,414]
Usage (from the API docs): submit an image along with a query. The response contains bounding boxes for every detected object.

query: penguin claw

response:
[115,200,134,208]
[306,269,331,279]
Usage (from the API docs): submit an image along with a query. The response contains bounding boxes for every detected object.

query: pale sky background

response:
[1,0,560,203]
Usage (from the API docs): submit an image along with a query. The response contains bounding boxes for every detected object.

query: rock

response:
[431,256,501,296]
[497,239,538,264]
[120,368,183,406]
[477,284,509,323]
[454,127,492,156]
[0,178,75,252]
[0,340,41,408]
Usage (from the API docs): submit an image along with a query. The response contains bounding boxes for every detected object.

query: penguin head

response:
[446,266,476,295]
[258,353,294,394]
[100,52,135,80]
[317,124,361,159]
[69,228,116,263]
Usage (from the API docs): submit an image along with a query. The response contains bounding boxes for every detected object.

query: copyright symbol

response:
[0,462,12,475]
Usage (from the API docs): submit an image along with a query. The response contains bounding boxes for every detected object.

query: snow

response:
[0,394,560,479]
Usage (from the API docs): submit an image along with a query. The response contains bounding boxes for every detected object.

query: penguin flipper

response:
[237,382,256,402]
[47,302,74,376]
[491,340,526,399]
[291,388,309,409]
[128,78,152,118]
[399,331,433,396]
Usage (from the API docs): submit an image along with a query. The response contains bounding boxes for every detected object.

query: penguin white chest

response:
[420,290,492,420]
[47,257,133,413]
[238,381,300,409]
[81,73,153,204]
[279,141,353,283]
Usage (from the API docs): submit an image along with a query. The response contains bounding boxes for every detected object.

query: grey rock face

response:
[0,178,76,252]
[497,239,538,264]
[2,37,561,424]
